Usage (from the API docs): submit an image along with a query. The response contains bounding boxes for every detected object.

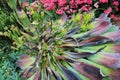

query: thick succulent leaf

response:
[61,13,68,26]
[64,51,95,58]
[16,9,30,28]
[79,59,120,79]
[95,13,108,21]
[104,31,120,42]
[64,46,105,58]
[33,70,40,80]
[79,36,111,46]
[52,69,62,80]
[7,0,17,10]
[20,67,32,78]
[87,21,111,36]
[104,25,119,33]
[16,54,35,69]
[63,35,110,47]
[76,43,120,54]
[66,27,79,37]
[57,56,75,63]
[20,67,38,79]
[60,64,81,80]
[88,53,120,69]
[110,70,120,80]
[74,62,103,80]
[112,44,120,53]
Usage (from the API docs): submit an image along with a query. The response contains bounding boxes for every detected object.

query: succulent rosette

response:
[5,0,120,80]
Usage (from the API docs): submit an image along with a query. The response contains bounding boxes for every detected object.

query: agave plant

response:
[5,1,120,80]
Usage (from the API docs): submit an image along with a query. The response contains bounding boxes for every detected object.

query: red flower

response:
[104,7,112,14]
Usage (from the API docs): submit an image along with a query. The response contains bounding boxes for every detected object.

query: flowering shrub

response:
[22,0,120,20]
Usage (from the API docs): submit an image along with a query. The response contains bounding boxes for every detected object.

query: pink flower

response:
[115,7,119,11]
[64,6,69,10]
[104,7,112,14]
[22,2,28,8]
[72,10,77,13]
[75,0,83,4]
[69,0,75,5]
[81,6,88,11]
[70,4,78,9]
[44,3,56,11]
[88,6,92,11]
[99,0,108,3]
[87,0,92,4]
[58,0,67,7]
[56,9,64,15]
[67,10,71,14]
[113,1,119,6]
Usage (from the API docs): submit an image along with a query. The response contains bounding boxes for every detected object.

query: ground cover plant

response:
[0,0,120,80]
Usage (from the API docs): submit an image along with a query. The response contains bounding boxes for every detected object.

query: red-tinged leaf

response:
[27,67,38,78]
[95,13,108,21]
[44,70,47,80]
[66,27,79,37]
[16,54,35,69]
[60,64,81,80]
[64,46,105,58]
[61,13,68,26]
[20,67,37,78]
[52,69,62,80]
[20,68,31,78]
[79,36,110,46]
[64,52,94,58]
[34,70,40,80]
[74,62,103,80]
[110,70,120,80]
[57,56,75,63]
[20,54,30,59]
[88,21,111,35]
[105,31,120,42]
[113,44,120,53]
[97,53,120,69]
